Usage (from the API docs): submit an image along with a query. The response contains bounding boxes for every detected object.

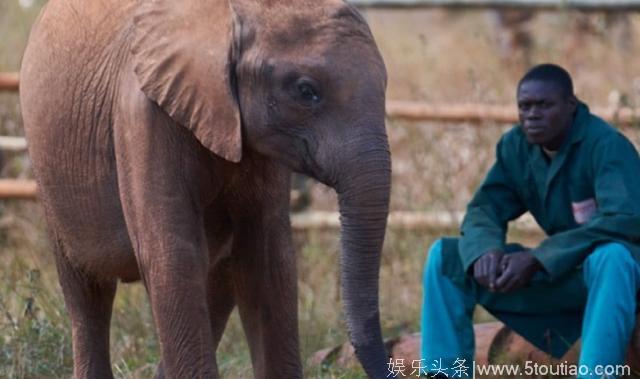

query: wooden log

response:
[0,136,28,152]
[0,72,19,92]
[387,101,518,123]
[312,321,640,373]
[0,179,37,199]
[386,100,640,125]
[291,210,538,231]
[351,0,640,11]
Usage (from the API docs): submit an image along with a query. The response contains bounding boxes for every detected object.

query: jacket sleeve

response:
[459,137,528,273]
[532,133,640,279]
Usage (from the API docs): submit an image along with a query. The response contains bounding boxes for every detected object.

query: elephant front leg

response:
[129,222,216,378]
[115,145,217,377]
[231,219,302,379]
[154,256,236,379]
[53,248,117,379]
[113,81,224,378]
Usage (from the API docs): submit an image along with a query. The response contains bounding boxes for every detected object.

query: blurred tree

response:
[490,9,535,72]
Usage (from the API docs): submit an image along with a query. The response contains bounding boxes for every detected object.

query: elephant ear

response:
[131,0,242,162]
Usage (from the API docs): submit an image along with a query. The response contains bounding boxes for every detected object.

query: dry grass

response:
[3,1,640,378]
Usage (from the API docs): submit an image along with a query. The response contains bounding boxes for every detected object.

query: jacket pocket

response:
[570,184,597,224]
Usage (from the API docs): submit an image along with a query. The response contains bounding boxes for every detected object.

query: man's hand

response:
[473,250,505,291]
[494,251,541,293]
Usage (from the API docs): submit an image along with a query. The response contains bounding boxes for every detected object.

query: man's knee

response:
[423,239,445,281]
[584,242,636,278]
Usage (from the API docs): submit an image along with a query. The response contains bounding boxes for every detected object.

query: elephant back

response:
[21,0,136,172]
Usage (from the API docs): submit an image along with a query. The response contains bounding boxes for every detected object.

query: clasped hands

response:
[472,250,542,293]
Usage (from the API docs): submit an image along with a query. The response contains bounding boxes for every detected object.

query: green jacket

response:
[458,102,640,279]
[437,102,640,357]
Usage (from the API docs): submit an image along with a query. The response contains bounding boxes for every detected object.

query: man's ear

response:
[131,0,242,162]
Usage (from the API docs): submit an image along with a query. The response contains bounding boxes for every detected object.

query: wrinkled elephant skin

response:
[20,0,392,378]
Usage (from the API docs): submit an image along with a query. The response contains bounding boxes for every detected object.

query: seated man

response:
[421,63,640,379]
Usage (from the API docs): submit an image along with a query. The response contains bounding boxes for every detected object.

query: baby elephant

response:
[20,0,393,378]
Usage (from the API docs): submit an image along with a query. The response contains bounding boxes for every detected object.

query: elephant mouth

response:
[296,137,336,187]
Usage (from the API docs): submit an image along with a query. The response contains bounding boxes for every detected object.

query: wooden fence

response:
[0,72,622,231]
[1,1,632,231]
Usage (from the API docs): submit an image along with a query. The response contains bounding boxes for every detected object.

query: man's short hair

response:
[518,63,574,98]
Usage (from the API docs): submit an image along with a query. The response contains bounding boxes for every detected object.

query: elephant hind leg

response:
[53,243,117,379]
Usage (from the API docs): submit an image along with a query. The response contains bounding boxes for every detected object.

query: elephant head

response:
[132,0,391,376]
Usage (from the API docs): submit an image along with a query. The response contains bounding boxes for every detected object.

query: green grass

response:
[0,203,437,378]
[0,202,542,378]
[0,265,72,378]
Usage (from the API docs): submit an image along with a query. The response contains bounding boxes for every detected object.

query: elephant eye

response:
[295,79,321,106]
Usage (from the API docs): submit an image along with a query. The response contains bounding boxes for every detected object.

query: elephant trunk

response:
[335,132,393,379]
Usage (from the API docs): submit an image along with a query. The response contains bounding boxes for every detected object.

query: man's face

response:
[517,80,577,151]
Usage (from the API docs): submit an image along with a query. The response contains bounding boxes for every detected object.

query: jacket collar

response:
[565,102,589,146]
[528,101,590,201]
